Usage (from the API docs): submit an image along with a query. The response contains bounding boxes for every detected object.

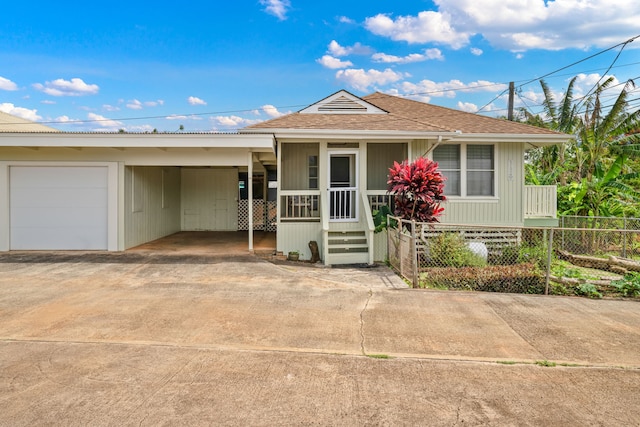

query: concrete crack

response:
[359,288,373,356]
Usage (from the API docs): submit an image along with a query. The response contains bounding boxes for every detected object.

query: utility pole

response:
[508,81,515,121]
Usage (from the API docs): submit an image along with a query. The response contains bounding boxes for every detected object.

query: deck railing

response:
[280,191,320,221]
[524,185,557,218]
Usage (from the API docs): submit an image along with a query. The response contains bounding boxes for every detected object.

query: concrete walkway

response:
[0,252,639,425]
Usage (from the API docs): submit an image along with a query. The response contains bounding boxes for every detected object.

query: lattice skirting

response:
[238,200,277,232]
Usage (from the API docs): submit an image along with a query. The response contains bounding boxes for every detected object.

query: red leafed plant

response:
[387,157,447,222]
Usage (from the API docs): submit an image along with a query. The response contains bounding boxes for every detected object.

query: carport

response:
[127,231,276,255]
[0,132,276,253]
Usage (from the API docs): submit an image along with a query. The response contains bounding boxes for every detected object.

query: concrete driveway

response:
[0,252,639,426]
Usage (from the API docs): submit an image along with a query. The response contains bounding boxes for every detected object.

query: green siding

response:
[367,143,407,190]
[281,143,319,190]
[410,140,525,226]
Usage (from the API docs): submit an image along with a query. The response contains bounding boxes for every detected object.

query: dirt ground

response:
[0,251,639,426]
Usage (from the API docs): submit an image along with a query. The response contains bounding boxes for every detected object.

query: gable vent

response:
[318,96,368,112]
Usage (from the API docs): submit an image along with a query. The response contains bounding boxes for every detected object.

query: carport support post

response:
[248,152,254,252]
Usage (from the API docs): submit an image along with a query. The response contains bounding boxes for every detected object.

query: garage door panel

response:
[10,166,109,250]
[12,188,108,209]
[11,227,107,250]
[11,207,108,228]
[11,166,108,188]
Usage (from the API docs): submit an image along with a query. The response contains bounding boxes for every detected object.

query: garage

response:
[9,165,112,250]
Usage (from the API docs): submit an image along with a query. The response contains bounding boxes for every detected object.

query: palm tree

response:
[522,77,579,186]
[568,78,640,216]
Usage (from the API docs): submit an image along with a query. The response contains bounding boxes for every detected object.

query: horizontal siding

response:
[410,140,524,226]
[277,222,323,261]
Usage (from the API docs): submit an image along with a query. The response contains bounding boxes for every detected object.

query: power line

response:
[3,36,640,129]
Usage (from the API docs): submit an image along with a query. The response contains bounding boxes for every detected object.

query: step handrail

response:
[359,191,375,265]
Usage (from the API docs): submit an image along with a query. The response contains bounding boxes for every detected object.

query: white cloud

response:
[372,48,444,64]
[211,115,262,129]
[399,79,508,100]
[53,115,74,123]
[125,124,156,133]
[365,12,470,48]
[0,76,18,91]
[327,40,373,57]
[338,16,355,24]
[41,100,57,105]
[87,113,123,128]
[125,99,162,110]
[470,47,483,56]
[188,96,207,106]
[260,0,291,20]
[0,103,41,121]
[317,55,354,69]
[102,104,120,112]
[457,101,479,113]
[572,73,619,97]
[261,104,290,118]
[335,68,408,92]
[33,78,99,96]
[365,1,640,51]
[126,99,143,110]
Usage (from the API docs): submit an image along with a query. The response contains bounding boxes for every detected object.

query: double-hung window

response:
[433,144,495,197]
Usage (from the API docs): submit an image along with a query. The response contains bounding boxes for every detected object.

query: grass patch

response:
[366,353,392,359]
[535,360,557,367]
[496,360,517,365]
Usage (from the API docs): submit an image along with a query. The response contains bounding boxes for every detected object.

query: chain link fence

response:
[387,216,640,298]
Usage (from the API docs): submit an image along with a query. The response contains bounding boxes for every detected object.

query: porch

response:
[524,185,559,227]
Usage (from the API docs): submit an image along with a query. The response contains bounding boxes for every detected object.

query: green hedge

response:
[420,262,545,294]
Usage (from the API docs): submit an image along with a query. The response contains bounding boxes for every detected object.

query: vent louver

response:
[318,96,368,112]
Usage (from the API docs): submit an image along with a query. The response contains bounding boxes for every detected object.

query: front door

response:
[328,152,358,221]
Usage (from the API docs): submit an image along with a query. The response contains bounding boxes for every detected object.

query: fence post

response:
[623,216,628,258]
[410,220,419,288]
[545,227,554,295]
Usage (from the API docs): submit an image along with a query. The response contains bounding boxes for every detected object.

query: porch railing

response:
[367,192,394,212]
[329,187,357,221]
[280,191,320,221]
[524,185,557,218]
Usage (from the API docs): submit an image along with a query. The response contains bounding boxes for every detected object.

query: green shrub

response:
[427,233,486,267]
[517,243,548,269]
[576,283,602,299]
[491,243,548,268]
[421,263,545,294]
[612,272,640,297]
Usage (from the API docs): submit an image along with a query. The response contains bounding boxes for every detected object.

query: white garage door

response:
[10,166,109,250]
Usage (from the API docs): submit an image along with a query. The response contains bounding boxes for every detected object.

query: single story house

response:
[0,90,570,264]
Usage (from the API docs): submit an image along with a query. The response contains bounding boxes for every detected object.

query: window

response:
[433,145,460,196]
[432,144,495,197]
[467,145,494,196]
[308,155,318,189]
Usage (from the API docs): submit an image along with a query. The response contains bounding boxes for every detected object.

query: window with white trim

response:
[433,144,495,197]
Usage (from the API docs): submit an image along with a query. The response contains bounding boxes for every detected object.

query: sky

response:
[1,0,639,133]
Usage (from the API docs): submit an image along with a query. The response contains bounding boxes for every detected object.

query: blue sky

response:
[1,0,639,132]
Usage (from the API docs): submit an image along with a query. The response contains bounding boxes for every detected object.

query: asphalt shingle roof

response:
[246,91,562,135]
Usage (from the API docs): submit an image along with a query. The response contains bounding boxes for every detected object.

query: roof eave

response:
[241,128,461,140]
[454,132,574,146]
[0,132,276,152]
